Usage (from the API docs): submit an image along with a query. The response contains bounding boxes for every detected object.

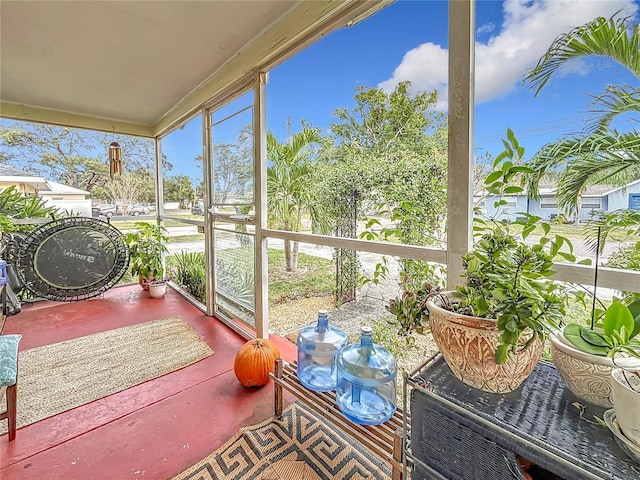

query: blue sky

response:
[156,0,640,179]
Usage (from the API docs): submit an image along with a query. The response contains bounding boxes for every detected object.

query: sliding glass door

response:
[208,90,257,331]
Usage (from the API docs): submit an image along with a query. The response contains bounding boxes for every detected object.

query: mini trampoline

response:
[16,217,130,302]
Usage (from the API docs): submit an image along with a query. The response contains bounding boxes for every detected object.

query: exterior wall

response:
[476,195,527,222]
[41,197,92,216]
[0,181,38,195]
[608,182,640,211]
[579,196,606,222]
[528,197,560,221]
[40,193,87,201]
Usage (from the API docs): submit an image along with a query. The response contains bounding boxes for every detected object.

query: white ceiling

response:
[1,1,385,136]
[0,1,299,129]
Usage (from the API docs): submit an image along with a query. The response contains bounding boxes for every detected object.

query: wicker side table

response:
[404,354,640,480]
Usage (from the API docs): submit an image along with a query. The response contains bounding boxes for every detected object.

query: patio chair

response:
[0,334,21,441]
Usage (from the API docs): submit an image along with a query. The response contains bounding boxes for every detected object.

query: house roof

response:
[477,178,640,198]
[0,165,91,194]
[42,181,90,196]
[0,1,389,137]
[539,180,639,198]
[0,164,50,190]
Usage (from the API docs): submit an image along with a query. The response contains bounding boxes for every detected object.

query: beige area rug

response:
[0,317,213,434]
[172,403,391,480]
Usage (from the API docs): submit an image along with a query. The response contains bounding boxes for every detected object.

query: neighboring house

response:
[39,181,91,216]
[475,179,640,222]
[0,164,50,195]
[0,165,91,216]
[474,193,527,221]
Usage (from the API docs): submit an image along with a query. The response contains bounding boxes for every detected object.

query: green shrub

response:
[168,251,207,302]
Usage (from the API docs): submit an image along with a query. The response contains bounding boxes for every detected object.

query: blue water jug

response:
[336,326,397,425]
[296,310,348,392]
[0,260,7,286]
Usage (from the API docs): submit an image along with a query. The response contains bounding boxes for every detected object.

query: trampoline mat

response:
[16,217,130,301]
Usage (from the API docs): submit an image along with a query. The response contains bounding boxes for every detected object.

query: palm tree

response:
[522,15,640,216]
[267,127,322,271]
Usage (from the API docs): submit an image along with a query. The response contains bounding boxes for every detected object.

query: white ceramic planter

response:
[550,330,640,408]
[611,368,640,447]
[426,294,543,394]
[149,282,167,298]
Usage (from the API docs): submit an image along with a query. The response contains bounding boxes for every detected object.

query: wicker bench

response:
[270,358,407,480]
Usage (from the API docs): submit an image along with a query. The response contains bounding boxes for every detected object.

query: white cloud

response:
[378,0,638,109]
[555,58,591,78]
[477,22,495,35]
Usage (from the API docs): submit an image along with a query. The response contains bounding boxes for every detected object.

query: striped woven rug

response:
[173,403,391,480]
[0,317,212,434]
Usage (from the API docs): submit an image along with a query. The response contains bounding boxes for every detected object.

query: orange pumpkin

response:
[233,338,280,387]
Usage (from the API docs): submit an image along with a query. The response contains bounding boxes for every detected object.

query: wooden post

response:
[274,358,283,416]
[392,427,403,480]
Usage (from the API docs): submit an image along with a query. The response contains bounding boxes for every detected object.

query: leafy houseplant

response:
[426,131,576,393]
[386,260,445,337]
[124,221,169,289]
[563,301,640,359]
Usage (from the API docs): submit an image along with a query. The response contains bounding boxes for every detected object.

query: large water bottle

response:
[336,326,397,425]
[0,260,7,286]
[297,309,349,392]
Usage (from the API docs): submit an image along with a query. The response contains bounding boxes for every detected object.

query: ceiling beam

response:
[1,102,154,137]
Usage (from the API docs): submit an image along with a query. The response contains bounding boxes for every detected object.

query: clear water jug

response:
[297,310,349,392]
[336,326,397,425]
[0,260,6,286]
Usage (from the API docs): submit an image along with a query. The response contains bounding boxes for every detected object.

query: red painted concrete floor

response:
[0,284,296,480]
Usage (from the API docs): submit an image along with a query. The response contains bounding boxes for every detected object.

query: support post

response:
[446,0,475,289]
[392,427,403,480]
[274,358,283,416]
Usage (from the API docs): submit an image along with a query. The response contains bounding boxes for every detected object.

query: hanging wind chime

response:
[109,138,123,179]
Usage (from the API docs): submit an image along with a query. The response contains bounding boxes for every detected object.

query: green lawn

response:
[267,250,335,304]
[125,247,335,306]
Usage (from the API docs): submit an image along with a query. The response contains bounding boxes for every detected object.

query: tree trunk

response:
[284,239,293,272]
[291,241,299,271]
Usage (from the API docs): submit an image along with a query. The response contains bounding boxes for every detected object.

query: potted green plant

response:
[425,131,575,393]
[124,221,169,291]
[148,278,169,298]
[551,299,640,407]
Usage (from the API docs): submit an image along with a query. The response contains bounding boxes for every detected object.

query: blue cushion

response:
[0,334,21,386]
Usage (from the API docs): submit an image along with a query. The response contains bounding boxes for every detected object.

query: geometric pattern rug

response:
[171,403,391,480]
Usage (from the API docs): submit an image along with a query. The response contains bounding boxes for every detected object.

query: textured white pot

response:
[611,368,640,447]
[149,282,167,298]
[550,330,640,408]
[427,294,543,394]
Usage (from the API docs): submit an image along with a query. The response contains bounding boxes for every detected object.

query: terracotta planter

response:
[426,293,543,394]
[611,368,640,447]
[550,330,640,408]
[138,274,150,291]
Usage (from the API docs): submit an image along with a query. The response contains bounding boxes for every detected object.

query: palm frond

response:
[584,209,640,253]
[525,130,640,210]
[585,84,640,132]
[557,154,640,213]
[524,15,640,96]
